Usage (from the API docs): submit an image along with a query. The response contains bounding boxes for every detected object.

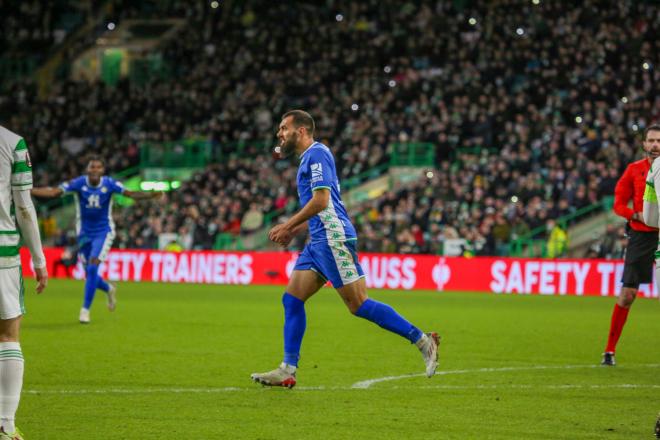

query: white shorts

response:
[0,267,25,320]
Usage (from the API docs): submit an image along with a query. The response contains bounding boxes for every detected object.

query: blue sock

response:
[83,264,99,309]
[96,276,109,293]
[355,298,423,343]
[282,293,306,367]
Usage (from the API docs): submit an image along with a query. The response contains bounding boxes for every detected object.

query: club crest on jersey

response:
[311,163,323,183]
[101,187,108,193]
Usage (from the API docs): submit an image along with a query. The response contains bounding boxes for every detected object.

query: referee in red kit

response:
[602,124,660,366]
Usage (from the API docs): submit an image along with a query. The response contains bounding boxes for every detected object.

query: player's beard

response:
[279,132,298,158]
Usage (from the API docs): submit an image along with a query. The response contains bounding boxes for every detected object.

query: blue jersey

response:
[59,176,124,236]
[297,142,357,243]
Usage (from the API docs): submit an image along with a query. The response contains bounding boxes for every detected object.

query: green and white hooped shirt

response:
[0,125,33,269]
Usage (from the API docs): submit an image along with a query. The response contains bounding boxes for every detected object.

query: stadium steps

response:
[565,210,622,257]
[345,166,430,208]
[511,197,617,258]
[35,2,116,97]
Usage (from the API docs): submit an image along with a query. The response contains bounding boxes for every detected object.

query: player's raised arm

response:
[33,175,85,199]
[30,186,64,199]
[102,174,163,201]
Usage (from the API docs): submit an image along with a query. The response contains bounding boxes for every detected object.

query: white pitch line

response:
[22,382,660,395]
[21,364,660,395]
[402,384,660,391]
[350,363,660,389]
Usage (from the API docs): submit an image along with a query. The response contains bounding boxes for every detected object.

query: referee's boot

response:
[601,351,616,366]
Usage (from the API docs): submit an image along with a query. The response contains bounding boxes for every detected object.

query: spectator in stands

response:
[164,240,183,252]
[241,202,264,235]
[545,220,568,258]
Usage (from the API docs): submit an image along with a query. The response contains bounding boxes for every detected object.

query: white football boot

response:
[416,332,440,377]
[251,363,297,388]
[79,307,91,324]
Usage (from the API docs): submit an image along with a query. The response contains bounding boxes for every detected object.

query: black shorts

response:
[622,229,657,287]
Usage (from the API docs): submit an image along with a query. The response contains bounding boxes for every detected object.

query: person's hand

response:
[269,224,294,246]
[34,266,48,294]
[152,191,165,200]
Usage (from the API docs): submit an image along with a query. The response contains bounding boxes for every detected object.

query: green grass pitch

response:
[18,278,660,439]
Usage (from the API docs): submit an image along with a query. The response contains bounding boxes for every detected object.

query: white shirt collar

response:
[86,176,103,188]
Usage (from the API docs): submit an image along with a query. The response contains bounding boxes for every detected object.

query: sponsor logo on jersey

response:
[311,163,323,183]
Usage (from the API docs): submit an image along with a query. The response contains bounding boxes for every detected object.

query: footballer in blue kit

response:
[251,110,440,388]
[31,157,162,323]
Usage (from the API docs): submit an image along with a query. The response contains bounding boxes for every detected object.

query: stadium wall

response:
[20,248,658,299]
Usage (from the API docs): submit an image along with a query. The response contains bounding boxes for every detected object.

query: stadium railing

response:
[389,142,435,167]
[140,139,211,169]
[508,196,615,258]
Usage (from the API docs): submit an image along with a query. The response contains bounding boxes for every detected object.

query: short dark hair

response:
[87,155,105,167]
[282,110,315,136]
[644,124,660,140]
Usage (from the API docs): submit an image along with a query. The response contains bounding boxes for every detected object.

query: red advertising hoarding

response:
[20,247,658,298]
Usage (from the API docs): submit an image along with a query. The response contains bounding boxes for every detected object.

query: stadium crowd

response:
[3,0,659,255]
[0,0,87,58]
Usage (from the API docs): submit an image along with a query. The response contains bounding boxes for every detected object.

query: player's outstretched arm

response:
[13,189,48,293]
[31,186,64,199]
[123,190,164,201]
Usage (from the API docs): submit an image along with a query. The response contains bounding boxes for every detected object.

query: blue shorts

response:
[293,240,365,288]
[78,230,115,264]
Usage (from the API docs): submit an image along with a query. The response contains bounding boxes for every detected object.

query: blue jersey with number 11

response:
[59,176,124,236]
